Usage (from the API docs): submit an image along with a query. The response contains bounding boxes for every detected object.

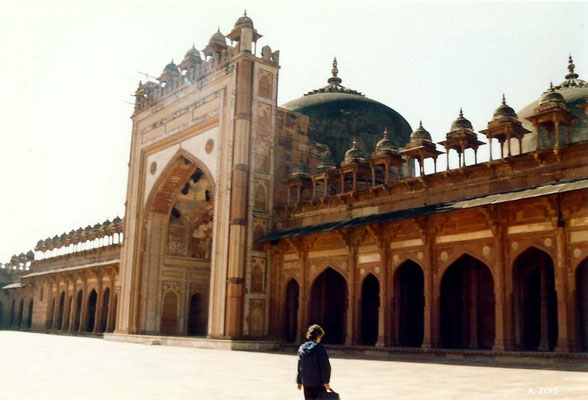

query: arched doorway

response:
[56,292,65,330]
[284,279,299,343]
[109,294,118,333]
[187,293,206,336]
[309,268,347,344]
[394,261,424,347]
[86,290,98,332]
[9,300,15,328]
[141,158,214,335]
[73,290,83,332]
[361,274,380,346]
[26,299,33,329]
[575,258,588,351]
[47,298,55,329]
[161,291,178,335]
[17,299,24,328]
[100,288,110,333]
[440,254,495,349]
[513,247,557,351]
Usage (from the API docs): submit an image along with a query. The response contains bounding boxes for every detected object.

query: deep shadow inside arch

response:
[394,260,424,347]
[310,268,347,345]
[513,247,558,351]
[361,274,379,346]
[440,254,495,349]
[284,279,299,343]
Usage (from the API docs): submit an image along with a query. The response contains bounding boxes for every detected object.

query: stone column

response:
[225,56,254,338]
[422,235,437,349]
[346,245,357,346]
[376,243,387,347]
[493,225,512,351]
[298,244,309,343]
[105,287,115,333]
[555,228,571,352]
[67,289,77,333]
[94,283,104,333]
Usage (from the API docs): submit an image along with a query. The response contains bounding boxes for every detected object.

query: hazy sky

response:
[0,1,586,262]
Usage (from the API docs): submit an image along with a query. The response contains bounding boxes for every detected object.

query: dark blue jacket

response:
[296,341,331,387]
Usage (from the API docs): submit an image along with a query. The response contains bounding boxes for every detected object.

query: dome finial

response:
[327,57,342,85]
[502,94,506,105]
[459,107,463,117]
[244,9,247,16]
[549,81,554,91]
[419,120,423,128]
[566,54,579,80]
[383,127,389,138]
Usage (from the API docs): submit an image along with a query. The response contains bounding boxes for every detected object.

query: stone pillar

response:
[346,245,357,346]
[538,256,550,351]
[493,225,512,351]
[422,235,437,349]
[298,244,309,343]
[105,288,115,333]
[67,289,77,333]
[555,228,571,352]
[94,283,104,333]
[225,57,254,338]
[376,244,387,347]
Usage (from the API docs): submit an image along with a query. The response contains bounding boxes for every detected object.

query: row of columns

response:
[277,227,580,352]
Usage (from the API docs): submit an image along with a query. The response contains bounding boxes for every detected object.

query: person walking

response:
[296,324,333,400]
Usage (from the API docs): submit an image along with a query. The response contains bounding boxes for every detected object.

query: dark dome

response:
[410,121,432,141]
[450,109,473,131]
[290,162,310,177]
[539,86,566,105]
[516,57,588,153]
[184,45,201,60]
[282,59,412,163]
[235,12,254,29]
[375,128,396,151]
[344,140,365,162]
[317,149,337,171]
[209,29,227,47]
[493,95,517,118]
[164,60,180,74]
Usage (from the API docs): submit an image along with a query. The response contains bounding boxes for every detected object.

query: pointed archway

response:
[56,292,65,330]
[9,300,15,328]
[86,290,98,332]
[575,258,588,351]
[26,299,33,329]
[17,299,24,328]
[187,293,206,336]
[284,279,299,343]
[440,254,495,349]
[394,260,424,347]
[361,274,380,346]
[100,288,110,333]
[73,290,83,332]
[513,247,558,351]
[309,268,347,344]
[139,153,214,336]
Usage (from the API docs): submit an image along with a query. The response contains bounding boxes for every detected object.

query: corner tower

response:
[117,13,280,339]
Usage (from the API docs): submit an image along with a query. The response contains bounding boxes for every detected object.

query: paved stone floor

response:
[1,331,587,400]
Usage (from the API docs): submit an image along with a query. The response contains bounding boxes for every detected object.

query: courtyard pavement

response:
[1,331,586,400]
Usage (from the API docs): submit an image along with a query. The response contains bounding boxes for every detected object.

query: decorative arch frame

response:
[437,251,496,284]
[310,259,350,287]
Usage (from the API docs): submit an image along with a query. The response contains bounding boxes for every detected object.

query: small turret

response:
[227,11,262,54]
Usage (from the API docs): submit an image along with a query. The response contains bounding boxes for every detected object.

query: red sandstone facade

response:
[1,15,587,355]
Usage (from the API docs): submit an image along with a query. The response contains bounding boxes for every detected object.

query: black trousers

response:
[303,386,326,400]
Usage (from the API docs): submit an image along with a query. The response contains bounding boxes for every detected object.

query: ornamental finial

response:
[383,127,389,138]
[566,54,579,80]
[327,57,342,85]
[244,9,247,16]
[459,107,464,117]
[502,94,506,105]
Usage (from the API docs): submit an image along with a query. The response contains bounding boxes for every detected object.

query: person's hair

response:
[306,324,325,341]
